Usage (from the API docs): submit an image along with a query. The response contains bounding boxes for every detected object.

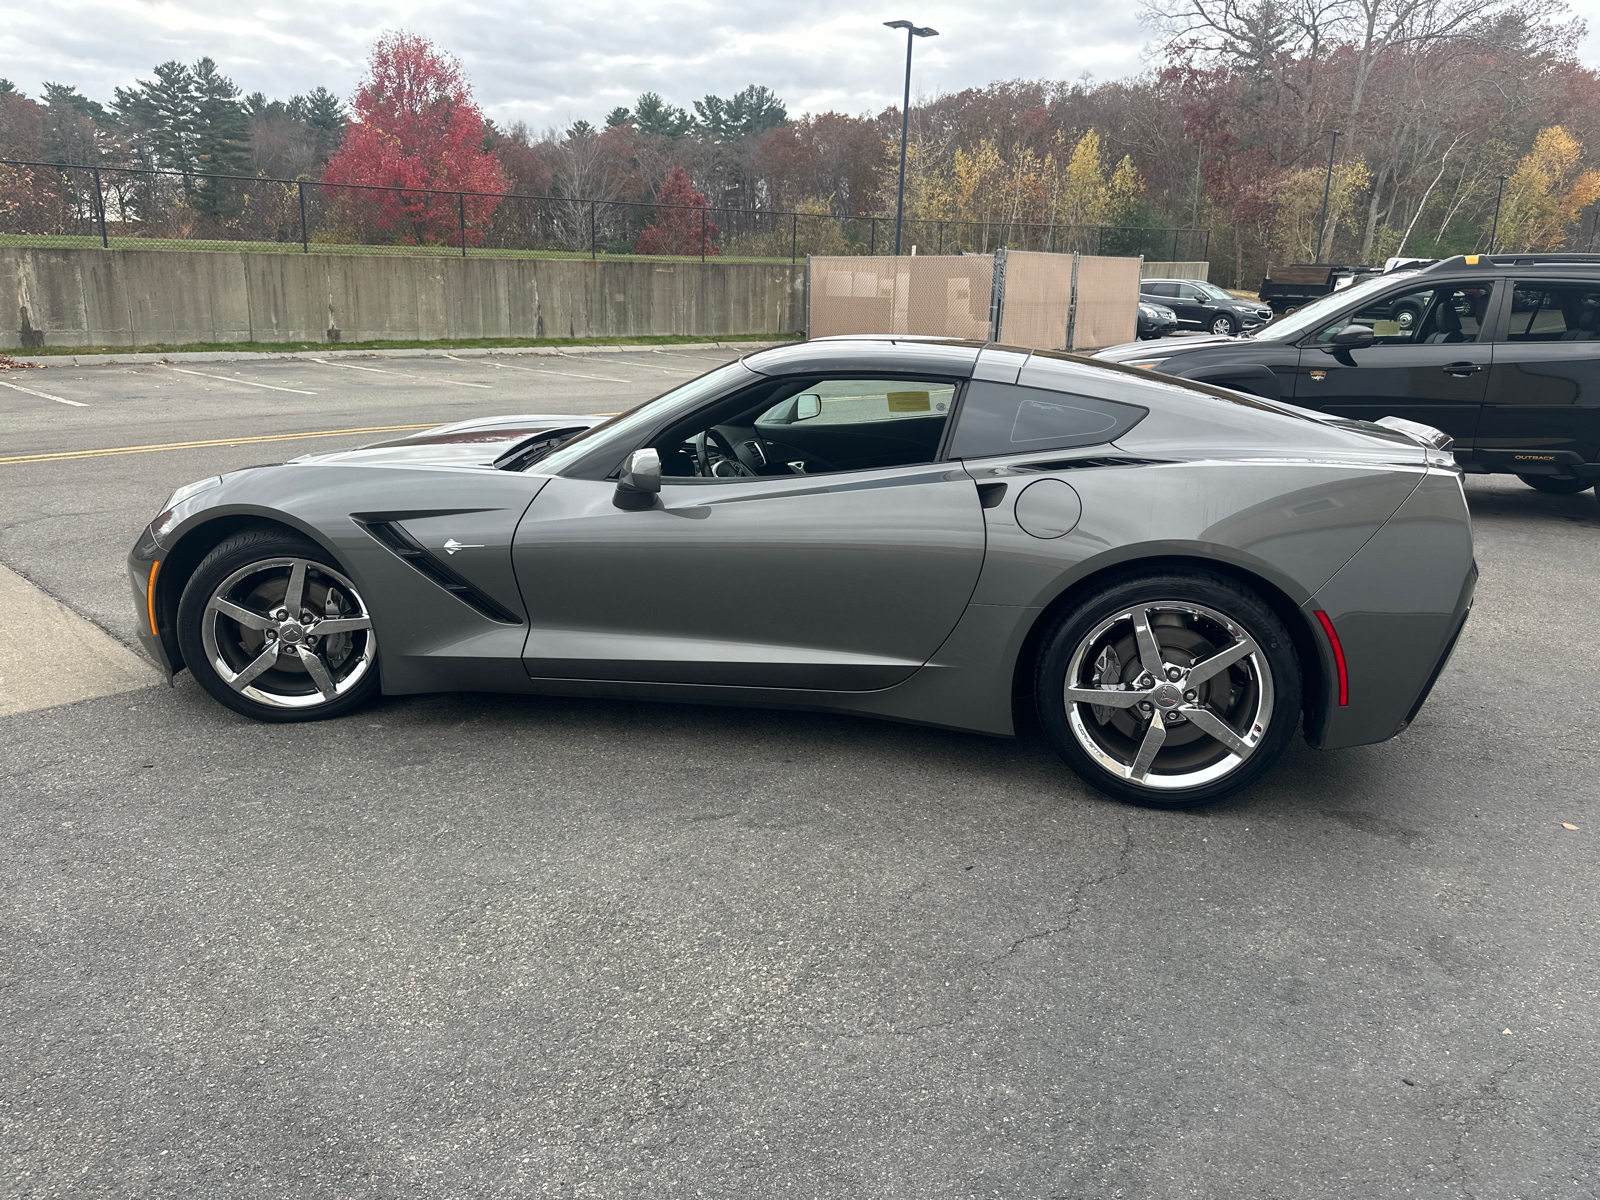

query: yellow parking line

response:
[0,423,438,466]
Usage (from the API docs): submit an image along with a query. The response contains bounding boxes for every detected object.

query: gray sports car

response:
[128,338,1475,808]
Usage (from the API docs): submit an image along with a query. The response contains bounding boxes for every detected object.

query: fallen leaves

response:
[0,356,45,371]
[1561,823,1579,831]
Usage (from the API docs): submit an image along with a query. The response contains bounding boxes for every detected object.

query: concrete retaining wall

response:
[1,247,807,349]
[1140,261,1210,281]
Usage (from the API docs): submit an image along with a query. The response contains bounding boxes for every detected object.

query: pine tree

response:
[115,61,198,174]
[190,57,249,214]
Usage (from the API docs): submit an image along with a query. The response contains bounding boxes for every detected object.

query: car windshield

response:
[1253,271,1421,341]
[1195,281,1233,299]
[530,359,755,474]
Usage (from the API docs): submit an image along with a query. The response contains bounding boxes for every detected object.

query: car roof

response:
[1419,253,1600,276]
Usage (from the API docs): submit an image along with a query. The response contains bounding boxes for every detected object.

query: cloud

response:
[4,0,1597,126]
[1,0,1154,123]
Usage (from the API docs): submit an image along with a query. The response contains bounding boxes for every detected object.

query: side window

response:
[947,382,1147,460]
[1145,282,1178,298]
[1317,281,1493,346]
[1504,284,1600,342]
[1178,284,1206,301]
[658,376,958,480]
[755,378,955,428]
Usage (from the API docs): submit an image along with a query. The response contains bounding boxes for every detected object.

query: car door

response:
[510,374,986,692]
[1475,280,1600,474]
[1292,278,1497,446]
[1171,283,1209,327]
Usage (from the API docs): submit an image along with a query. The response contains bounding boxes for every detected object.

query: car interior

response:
[650,375,958,480]
[1318,283,1491,346]
[1505,285,1600,341]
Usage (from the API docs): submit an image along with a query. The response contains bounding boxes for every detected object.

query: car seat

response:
[1560,309,1599,341]
[1424,300,1465,344]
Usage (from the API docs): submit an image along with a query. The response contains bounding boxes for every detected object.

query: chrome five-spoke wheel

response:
[1037,573,1300,807]
[201,557,375,708]
[1064,601,1271,790]
[178,531,382,722]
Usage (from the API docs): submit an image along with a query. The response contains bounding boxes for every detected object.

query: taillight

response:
[1312,610,1348,706]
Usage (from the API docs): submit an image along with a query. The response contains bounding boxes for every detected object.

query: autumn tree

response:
[1494,126,1600,250]
[635,166,719,255]
[320,32,506,245]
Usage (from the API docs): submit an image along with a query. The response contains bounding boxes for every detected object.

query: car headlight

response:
[1139,304,1159,318]
[151,475,222,544]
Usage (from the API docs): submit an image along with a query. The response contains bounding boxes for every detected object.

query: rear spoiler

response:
[1374,415,1452,451]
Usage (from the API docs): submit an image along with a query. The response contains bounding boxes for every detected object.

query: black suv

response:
[1099,254,1600,495]
[1139,278,1275,336]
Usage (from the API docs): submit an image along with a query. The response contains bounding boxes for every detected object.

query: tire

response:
[1517,473,1593,495]
[176,528,380,723]
[1393,304,1421,332]
[1210,314,1238,336]
[1035,571,1301,808]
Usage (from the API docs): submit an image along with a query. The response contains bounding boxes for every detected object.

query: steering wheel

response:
[695,427,756,478]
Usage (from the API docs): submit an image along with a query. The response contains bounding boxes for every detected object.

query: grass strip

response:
[17,332,803,358]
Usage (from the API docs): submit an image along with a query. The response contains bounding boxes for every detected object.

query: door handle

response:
[1442,362,1483,376]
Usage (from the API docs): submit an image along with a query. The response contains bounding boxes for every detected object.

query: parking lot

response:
[3,349,1598,1198]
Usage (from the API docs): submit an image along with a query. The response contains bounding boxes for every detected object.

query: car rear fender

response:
[1301,468,1476,749]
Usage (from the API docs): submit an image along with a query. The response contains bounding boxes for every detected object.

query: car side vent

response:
[1013,455,1175,474]
[356,519,521,625]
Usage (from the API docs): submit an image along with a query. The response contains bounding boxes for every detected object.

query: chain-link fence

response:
[0,159,1210,265]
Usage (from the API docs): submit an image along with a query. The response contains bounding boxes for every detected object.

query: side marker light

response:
[1313,610,1348,706]
[147,560,162,638]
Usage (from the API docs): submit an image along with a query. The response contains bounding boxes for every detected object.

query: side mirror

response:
[1332,324,1376,348]
[613,447,661,511]
[795,393,821,421]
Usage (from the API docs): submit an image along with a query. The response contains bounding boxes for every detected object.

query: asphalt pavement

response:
[2,351,1597,1199]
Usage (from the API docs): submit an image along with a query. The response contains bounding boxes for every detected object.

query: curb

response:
[4,340,795,368]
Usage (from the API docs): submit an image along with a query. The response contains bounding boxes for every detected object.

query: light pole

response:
[1313,129,1342,263]
[884,19,938,256]
[1488,175,1507,253]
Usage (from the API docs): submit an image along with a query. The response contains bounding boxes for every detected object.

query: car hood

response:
[286,415,601,468]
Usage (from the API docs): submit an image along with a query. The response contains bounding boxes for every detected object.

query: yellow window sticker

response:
[886,390,931,412]
[1372,321,1401,336]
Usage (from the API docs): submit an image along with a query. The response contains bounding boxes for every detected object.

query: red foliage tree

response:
[634,166,719,255]
[320,32,506,245]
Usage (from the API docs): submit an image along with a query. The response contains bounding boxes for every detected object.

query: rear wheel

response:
[1518,473,1592,495]
[1036,571,1301,808]
[176,529,380,722]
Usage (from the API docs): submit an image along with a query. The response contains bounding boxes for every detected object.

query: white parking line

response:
[164,366,317,395]
[481,361,635,384]
[649,350,731,363]
[312,358,408,376]
[553,355,684,377]
[0,378,88,407]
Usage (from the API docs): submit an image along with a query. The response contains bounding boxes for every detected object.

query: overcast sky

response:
[5,0,1599,129]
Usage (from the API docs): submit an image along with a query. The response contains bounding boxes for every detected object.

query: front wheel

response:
[1518,473,1592,495]
[176,528,380,722]
[1036,572,1301,808]
[1209,314,1238,336]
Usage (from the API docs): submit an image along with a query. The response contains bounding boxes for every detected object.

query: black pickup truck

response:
[1258,263,1382,313]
